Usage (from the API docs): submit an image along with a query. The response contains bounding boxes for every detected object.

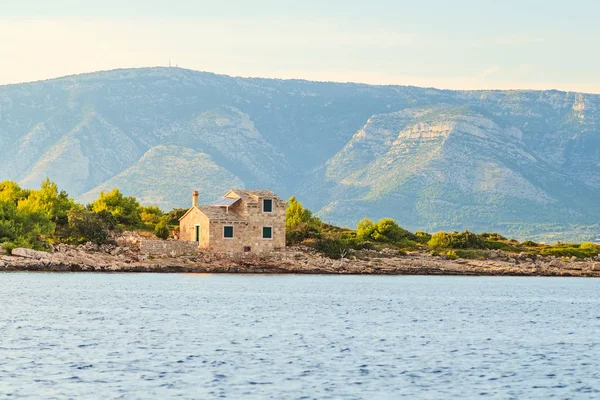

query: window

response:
[262,198,273,213]
[195,225,201,242]
[262,226,273,240]
[223,225,234,239]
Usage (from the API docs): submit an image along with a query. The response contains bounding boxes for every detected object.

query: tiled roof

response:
[195,206,245,222]
[229,189,281,204]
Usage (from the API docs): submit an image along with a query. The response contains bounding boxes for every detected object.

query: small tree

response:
[67,207,110,245]
[286,196,322,244]
[141,205,164,225]
[17,178,74,226]
[91,188,142,227]
[165,208,187,225]
[155,219,170,240]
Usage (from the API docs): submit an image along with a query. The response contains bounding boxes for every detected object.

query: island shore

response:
[1,243,599,277]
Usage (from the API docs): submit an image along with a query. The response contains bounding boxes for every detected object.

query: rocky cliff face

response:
[1,68,599,241]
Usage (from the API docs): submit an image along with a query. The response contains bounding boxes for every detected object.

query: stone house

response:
[179,189,286,254]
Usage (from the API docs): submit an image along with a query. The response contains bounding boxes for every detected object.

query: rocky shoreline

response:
[1,243,600,277]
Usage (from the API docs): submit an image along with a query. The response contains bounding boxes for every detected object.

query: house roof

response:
[179,189,283,221]
[195,206,245,222]
[178,205,245,222]
[228,189,281,204]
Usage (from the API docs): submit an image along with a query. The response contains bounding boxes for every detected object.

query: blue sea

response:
[1,273,599,399]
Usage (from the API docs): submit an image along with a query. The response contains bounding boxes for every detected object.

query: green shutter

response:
[263,199,273,212]
[224,226,234,238]
[262,226,273,239]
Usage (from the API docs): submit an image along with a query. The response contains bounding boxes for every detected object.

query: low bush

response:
[415,231,432,243]
[540,247,590,259]
[154,219,170,240]
[580,242,600,252]
[454,249,490,260]
[445,250,459,260]
[2,242,17,255]
[485,240,522,252]
[357,218,416,243]
[428,231,487,250]
[521,240,539,247]
[313,237,352,259]
[479,232,507,241]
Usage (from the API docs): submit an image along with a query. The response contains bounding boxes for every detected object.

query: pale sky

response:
[1,0,599,93]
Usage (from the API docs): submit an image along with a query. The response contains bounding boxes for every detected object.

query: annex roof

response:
[212,196,240,207]
[195,206,245,222]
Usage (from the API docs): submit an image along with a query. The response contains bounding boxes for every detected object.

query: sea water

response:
[1,273,599,399]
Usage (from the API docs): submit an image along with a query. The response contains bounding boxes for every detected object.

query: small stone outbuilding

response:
[179,189,286,254]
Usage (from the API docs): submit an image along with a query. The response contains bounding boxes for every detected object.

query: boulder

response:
[548,259,563,268]
[11,248,52,261]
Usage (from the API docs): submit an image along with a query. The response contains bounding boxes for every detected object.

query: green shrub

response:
[357,218,415,243]
[155,220,170,240]
[479,232,507,241]
[541,247,588,259]
[67,207,110,245]
[485,240,522,252]
[2,242,17,255]
[141,206,164,225]
[445,250,459,260]
[454,249,490,260]
[580,242,599,252]
[415,231,432,243]
[428,231,487,250]
[521,240,539,247]
[313,238,352,259]
[165,208,187,225]
[340,237,372,250]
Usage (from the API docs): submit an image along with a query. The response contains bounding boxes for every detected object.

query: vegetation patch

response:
[1,179,598,262]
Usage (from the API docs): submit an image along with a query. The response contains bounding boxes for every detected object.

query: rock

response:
[11,248,52,261]
[548,259,563,268]
[79,242,100,252]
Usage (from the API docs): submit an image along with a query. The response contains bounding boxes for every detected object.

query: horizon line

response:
[1,65,599,96]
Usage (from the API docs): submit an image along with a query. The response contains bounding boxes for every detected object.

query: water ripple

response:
[0,273,599,398]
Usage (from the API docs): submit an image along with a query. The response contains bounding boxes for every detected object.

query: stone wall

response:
[139,240,199,257]
[207,196,286,255]
[179,195,286,255]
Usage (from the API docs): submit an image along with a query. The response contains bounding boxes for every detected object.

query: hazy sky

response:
[2,0,599,92]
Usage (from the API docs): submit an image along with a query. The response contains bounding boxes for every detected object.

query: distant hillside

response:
[1,67,599,241]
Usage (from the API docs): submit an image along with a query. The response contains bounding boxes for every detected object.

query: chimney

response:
[192,190,199,208]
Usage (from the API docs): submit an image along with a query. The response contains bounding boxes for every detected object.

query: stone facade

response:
[179,189,286,255]
[139,240,199,257]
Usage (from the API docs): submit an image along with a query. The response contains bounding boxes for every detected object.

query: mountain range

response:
[1,67,599,241]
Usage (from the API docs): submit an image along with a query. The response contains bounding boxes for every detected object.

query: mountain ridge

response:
[3,67,600,96]
[1,67,598,241]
